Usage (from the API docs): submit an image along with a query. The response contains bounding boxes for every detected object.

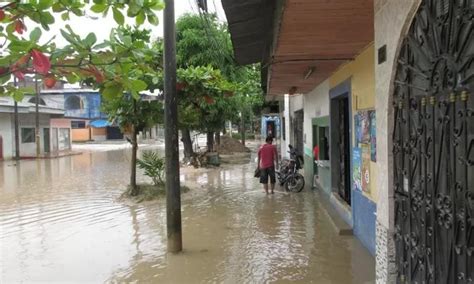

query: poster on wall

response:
[361,144,371,193]
[353,147,362,191]
[355,111,370,145]
[354,113,361,145]
[359,111,370,143]
[369,111,376,162]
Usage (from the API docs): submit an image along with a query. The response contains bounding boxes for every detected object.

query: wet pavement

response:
[0,145,375,283]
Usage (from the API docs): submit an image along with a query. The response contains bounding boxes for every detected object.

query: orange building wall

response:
[92,128,106,136]
[72,129,90,142]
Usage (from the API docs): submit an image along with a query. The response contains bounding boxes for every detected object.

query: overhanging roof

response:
[222,0,278,65]
[222,0,374,95]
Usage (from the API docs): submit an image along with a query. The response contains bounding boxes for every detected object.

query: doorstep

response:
[314,189,353,236]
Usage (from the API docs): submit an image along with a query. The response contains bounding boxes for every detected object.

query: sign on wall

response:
[353,147,362,191]
[353,110,376,193]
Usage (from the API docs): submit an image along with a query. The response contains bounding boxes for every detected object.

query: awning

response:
[222,0,374,95]
[90,120,111,128]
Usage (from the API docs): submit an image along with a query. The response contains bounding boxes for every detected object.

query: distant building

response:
[0,97,71,160]
[24,88,122,142]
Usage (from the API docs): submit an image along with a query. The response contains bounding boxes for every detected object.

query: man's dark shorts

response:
[260,167,276,184]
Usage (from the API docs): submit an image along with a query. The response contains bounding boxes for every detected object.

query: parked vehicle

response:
[277,145,305,192]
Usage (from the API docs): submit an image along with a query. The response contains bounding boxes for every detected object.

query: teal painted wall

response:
[311,116,331,194]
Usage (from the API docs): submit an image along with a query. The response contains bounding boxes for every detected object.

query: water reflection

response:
[0,147,374,283]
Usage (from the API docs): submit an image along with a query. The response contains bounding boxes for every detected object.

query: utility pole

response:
[13,78,20,160]
[164,0,182,253]
[35,76,40,157]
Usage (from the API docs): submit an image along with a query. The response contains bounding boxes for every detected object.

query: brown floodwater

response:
[0,145,375,283]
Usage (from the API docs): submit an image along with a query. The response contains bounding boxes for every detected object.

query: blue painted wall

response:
[352,189,376,256]
[64,92,106,119]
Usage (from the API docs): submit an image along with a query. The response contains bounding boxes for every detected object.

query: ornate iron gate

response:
[393,1,474,283]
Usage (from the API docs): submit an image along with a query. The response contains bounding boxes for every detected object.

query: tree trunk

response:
[207,131,214,152]
[181,128,194,161]
[215,131,221,146]
[130,127,139,196]
[240,114,245,146]
[222,121,227,135]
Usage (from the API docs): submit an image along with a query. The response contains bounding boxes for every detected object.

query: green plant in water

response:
[137,151,164,186]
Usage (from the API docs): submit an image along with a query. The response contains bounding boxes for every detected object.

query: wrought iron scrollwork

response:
[393,0,474,283]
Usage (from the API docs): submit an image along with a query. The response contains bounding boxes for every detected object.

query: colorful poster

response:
[369,111,377,162]
[353,147,362,191]
[354,113,361,145]
[359,111,370,143]
[361,144,371,193]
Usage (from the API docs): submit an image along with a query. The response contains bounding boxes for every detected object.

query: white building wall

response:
[374,0,421,283]
[303,80,330,153]
[0,113,13,159]
[18,114,51,157]
[289,94,304,113]
[280,95,292,158]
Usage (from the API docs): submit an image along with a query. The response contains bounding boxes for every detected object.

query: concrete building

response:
[223,0,473,283]
[0,97,70,160]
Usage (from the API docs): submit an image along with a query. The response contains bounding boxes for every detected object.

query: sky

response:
[29,0,226,47]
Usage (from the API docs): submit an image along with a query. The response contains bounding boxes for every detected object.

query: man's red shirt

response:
[258,143,277,169]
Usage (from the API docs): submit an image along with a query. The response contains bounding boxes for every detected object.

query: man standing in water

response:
[257,136,279,194]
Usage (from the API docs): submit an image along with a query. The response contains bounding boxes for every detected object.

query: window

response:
[28,97,46,105]
[71,121,86,129]
[21,128,35,143]
[59,128,71,150]
[65,95,83,110]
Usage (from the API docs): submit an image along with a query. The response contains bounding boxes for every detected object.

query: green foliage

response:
[102,96,164,134]
[137,151,165,186]
[172,14,264,137]
[0,1,164,100]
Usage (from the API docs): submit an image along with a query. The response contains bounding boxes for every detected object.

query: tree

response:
[100,26,164,195]
[103,96,163,195]
[174,13,263,157]
[0,1,164,99]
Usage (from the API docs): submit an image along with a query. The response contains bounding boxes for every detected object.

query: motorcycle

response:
[276,145,305,192]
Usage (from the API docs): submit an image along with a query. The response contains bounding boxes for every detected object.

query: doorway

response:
[52,128,58,152]
[266,121,275,138]
[392,1,473,282]
[43,128,50,153]
[330,91,351,206]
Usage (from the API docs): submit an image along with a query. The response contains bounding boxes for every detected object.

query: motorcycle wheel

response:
[285,173,305,192]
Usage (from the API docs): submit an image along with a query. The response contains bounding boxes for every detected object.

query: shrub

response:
[137,151,165,186]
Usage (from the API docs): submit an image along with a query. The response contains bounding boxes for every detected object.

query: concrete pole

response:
[35,76,40,157]
[13,78,20,160]
[164,0,182,253]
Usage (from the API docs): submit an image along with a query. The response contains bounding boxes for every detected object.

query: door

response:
[43,128,50,153]
[52,128,58,152]
[393,1,473,283]
[266,121,275,138]
[106,126,124,140]
[312,125,318,175]
[338,97,351,205]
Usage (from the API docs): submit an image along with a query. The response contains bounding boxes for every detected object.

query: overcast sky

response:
[31,0,226,46]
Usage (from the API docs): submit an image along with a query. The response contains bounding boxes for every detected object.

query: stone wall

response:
[374,0,421,282]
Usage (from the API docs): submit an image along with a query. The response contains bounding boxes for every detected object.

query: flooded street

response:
[0,145,375,283]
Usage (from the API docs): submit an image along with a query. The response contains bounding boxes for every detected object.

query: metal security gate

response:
[393,1,474,283]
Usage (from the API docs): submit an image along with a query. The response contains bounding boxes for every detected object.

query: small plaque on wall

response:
[378,45,387,64]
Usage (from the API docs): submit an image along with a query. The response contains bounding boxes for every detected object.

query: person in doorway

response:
[257,136,278,194]
[313,144,320,161]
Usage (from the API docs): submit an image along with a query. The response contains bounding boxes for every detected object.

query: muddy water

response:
[0,146,375,283]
